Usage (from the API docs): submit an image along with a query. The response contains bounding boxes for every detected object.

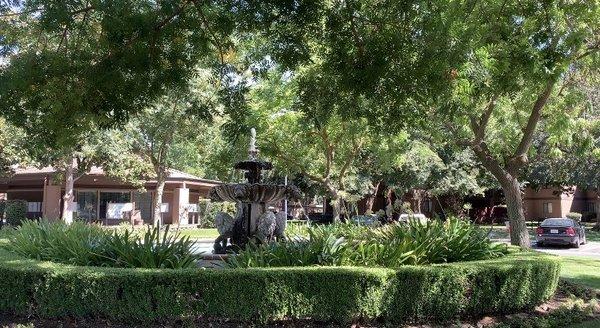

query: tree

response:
[0,118,29,176]
[243,68,411,221]
[0,0,236,222]
[251,0,599,247]
[127,71,216,226]
[0,0,233,147]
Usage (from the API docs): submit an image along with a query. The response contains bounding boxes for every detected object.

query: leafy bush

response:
[5,220,199,269]
[228,218,507,268]
[566,212,583,222]
[4,200,27,226]
[0,249,559,323]
[100,227,199,268]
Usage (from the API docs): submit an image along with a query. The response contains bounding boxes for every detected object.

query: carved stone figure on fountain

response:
[208,128,301,253]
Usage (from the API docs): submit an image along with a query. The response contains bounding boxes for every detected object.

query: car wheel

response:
[537,241,544,247]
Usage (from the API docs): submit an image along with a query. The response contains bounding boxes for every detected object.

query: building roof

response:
[1,166,221,188]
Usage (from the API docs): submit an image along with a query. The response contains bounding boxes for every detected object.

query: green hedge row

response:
[0,249,560,324]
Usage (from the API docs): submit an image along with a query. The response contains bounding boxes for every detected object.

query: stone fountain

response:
[208,128,301,253]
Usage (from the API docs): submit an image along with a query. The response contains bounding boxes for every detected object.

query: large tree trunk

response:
[153,175,166,227]
[500,176,531,248]
[364,180,381,215]
[61,157,76,224]
[331,196,342,222]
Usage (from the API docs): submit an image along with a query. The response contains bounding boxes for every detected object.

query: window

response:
[543,202,553,215]
[133,192,153,224]
[99,192,131,219]
[587,202,597,213]
[27,202,42,213]
[76,191,98,221]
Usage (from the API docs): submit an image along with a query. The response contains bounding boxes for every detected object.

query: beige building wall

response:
[42,184,62,219]
[171,187,189,225]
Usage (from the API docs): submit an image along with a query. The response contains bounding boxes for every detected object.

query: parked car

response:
[536,218,586,248]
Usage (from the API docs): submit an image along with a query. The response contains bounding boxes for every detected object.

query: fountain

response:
[209,128,301,253]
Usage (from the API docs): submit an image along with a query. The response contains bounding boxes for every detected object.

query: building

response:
[0,167,221,225]
[352,184,599,222]
[523,187,598,221]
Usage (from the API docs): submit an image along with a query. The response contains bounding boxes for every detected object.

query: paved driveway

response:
[533,241,600,259]
[492,237,600,259]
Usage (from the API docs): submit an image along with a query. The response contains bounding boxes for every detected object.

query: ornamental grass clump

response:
[227,217,507,268]
[4,220,199,269]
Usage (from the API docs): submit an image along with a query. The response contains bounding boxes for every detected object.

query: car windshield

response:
[541,218,573,227]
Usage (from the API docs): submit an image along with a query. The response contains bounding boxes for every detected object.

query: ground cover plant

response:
[3,220,199,269]
[227,217,508,268]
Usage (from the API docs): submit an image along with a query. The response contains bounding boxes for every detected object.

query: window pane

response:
[77,191,98,221]
[99,192,131,219]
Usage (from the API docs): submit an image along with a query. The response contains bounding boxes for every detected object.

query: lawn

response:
[176,228,218,239]
[560,256,600,289]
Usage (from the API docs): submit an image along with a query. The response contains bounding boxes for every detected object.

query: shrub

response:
[566,212,583,222]
[0,200,5,219]
[0,249,559,323]
[228,217,507,268]
[4,200,27,226]
[5,220,199,269]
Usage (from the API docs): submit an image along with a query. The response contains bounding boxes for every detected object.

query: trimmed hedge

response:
[4,200,27,226]
[0,249,560,324]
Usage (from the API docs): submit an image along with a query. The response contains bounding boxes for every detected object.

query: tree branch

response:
[191,0,225,65]
[338,137,364,187]
[469,94,499,143]
[507,80,556,173]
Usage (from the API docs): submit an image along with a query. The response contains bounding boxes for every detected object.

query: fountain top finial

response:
[249,127,258,159]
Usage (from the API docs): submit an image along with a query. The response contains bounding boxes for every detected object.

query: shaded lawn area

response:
[478,224,536,240]
[560,256,600,290]
[177,228,218,239]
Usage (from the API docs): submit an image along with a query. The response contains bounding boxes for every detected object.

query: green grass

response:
[176,228,218,239]
[560,256,600,289]
[478,224,536,240]
[584,228,600,242]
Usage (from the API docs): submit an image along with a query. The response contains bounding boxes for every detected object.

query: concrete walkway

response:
[191,239,216,255]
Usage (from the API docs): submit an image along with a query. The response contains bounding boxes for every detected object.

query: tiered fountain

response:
[208,128,301,253]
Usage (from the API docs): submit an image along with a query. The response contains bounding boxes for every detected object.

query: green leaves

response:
[5,220,200,269]
[227,218,508,268]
